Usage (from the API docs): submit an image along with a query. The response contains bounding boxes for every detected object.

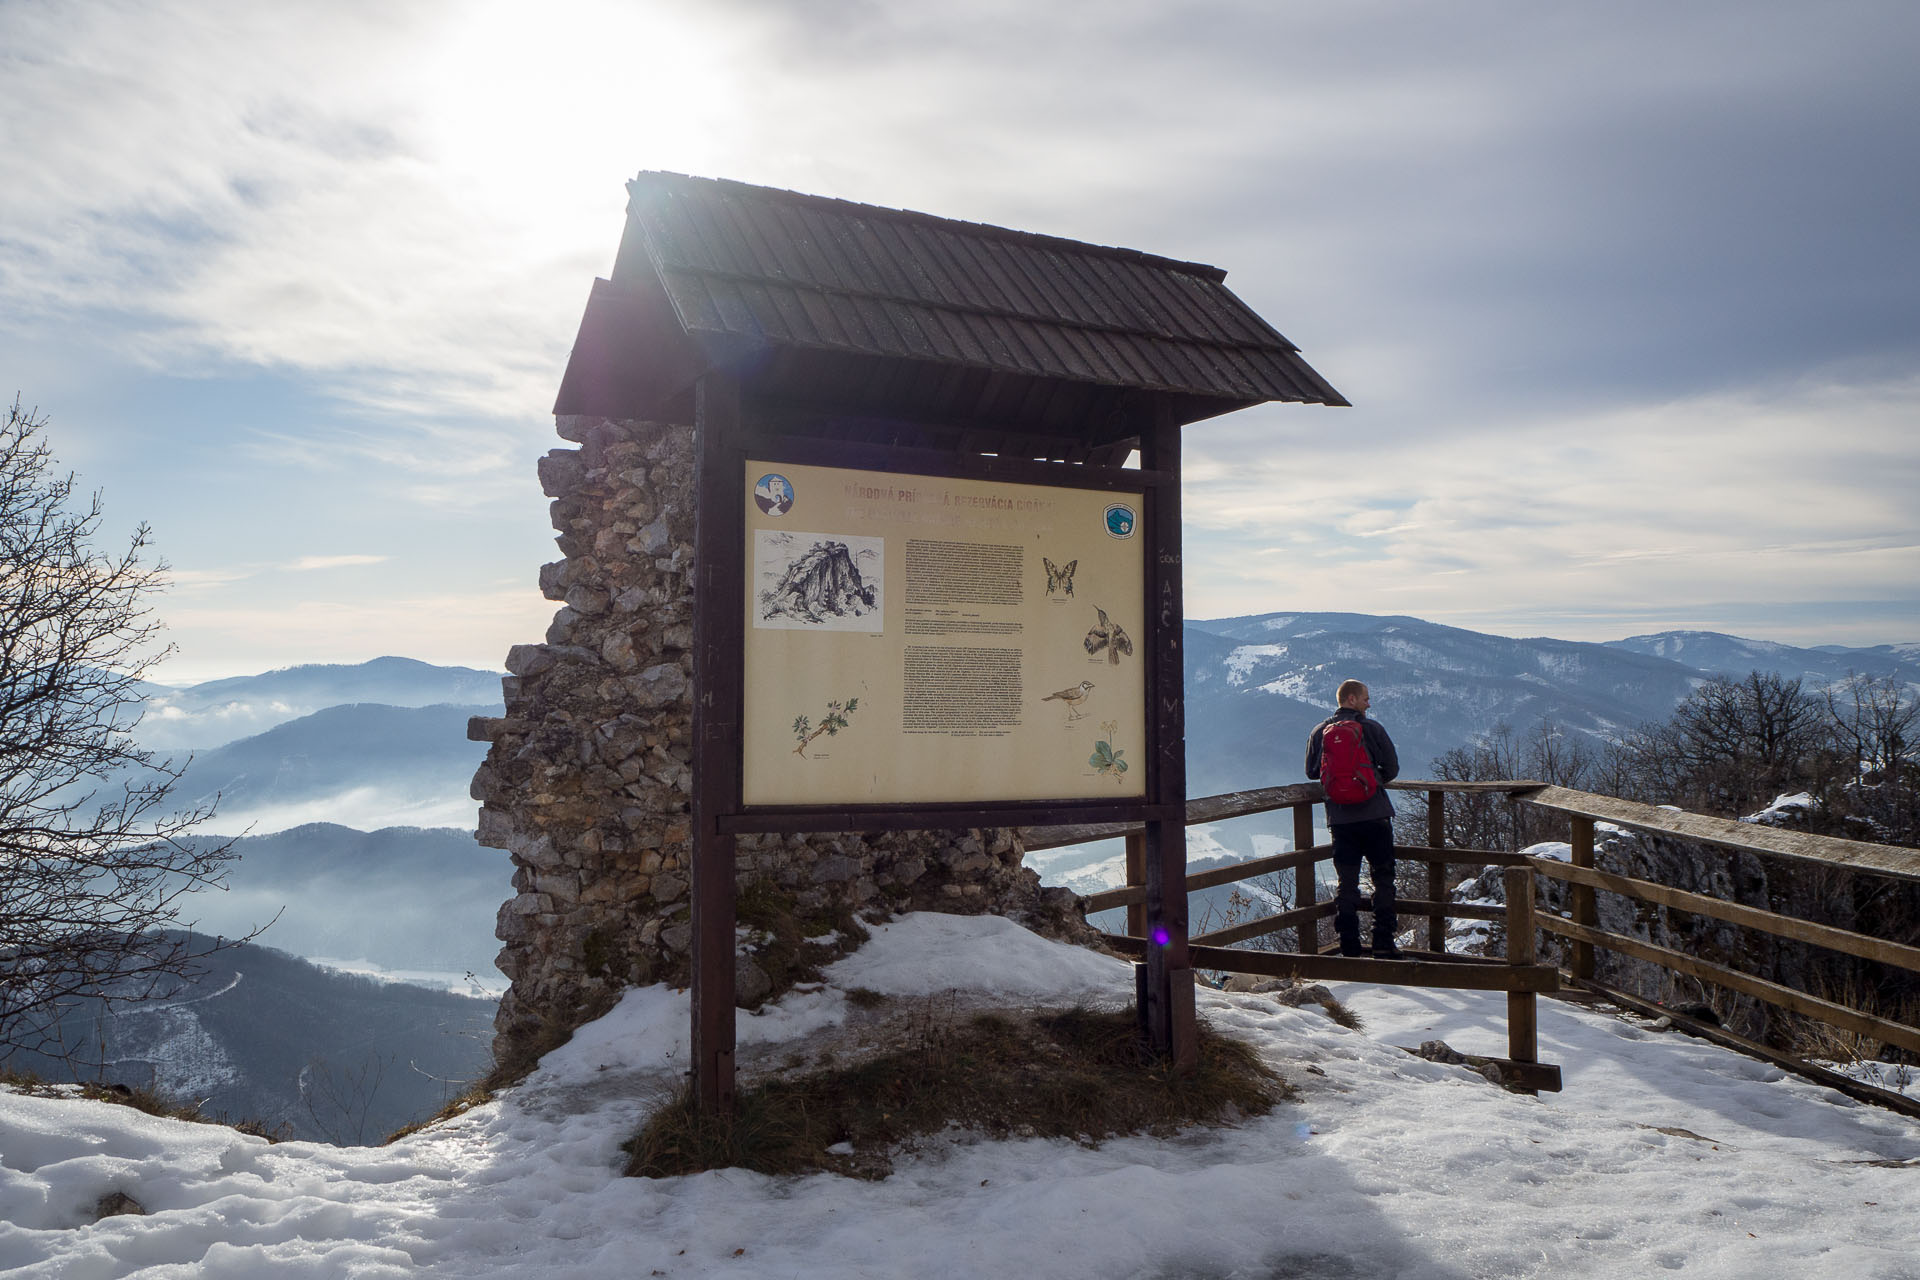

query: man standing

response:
[1305,680,1404,959]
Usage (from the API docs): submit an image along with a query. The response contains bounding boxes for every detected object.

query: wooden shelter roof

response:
[555,172,1345,457]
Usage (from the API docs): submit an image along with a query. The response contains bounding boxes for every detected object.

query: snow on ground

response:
[4,913,1917,1279]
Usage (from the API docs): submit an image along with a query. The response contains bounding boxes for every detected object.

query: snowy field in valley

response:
[3,913,1916,1279]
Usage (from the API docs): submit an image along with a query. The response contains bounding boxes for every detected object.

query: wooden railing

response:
[1517,784,1920,1114]
[1024,780,1531,955]
[1021,778,1920,1112]
[1023,781,1563,1091]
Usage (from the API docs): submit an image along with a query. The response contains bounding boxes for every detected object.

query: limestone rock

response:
[735,958,773,1007]
[474,416,1081,1073]
[94,1191,145,1220]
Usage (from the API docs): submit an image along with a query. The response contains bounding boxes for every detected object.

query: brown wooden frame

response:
[689,374,1196,1110]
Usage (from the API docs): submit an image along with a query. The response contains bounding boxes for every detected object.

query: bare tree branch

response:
[0,396,252,1060]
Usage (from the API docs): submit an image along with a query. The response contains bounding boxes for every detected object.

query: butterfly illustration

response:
[1043,557,1077,598]
[1083,606,1134,665]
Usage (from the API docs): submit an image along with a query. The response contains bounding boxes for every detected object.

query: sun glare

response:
[412,0,737,247]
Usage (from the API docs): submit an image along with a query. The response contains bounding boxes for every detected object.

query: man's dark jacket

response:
[1305,708,1400,825]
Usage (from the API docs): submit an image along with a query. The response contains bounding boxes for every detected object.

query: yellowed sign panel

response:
[741,460,1147,806]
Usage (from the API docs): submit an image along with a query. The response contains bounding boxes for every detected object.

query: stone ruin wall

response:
[470,415,1088,1067]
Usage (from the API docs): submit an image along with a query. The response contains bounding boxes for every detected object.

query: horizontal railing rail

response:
[1518,784,1920,885]
[1026,778,1541,955]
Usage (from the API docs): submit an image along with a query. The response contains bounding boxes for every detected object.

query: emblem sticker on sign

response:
[1103,503,1137,539]
[754,473,795,516]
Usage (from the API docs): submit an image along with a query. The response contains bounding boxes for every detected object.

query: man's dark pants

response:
[1330,817,1397,953]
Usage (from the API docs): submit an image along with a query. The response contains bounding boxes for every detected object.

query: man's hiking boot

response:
[1373,945,1410,961]
[1338,943,1366,958]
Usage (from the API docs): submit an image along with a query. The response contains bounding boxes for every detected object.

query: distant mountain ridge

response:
[1182,612,1701,792]
[127,636,1912,951]
[175,702,496,833]
[139,656,503,752]
[1605,630,1920,689]
[1184,613,1918,793]
[138,635,1910,843]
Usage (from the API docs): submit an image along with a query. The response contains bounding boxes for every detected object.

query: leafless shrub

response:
[0,397,252,1061]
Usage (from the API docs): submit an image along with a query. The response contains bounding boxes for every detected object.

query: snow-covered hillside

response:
[1610,630,1920,690]
[1184,612,1701,793]
[4,914,1914,1277]
[5,938,495,1145]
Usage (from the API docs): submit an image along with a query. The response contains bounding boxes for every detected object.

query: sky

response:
[3,0,1917,682]
[2,910,1915,1275]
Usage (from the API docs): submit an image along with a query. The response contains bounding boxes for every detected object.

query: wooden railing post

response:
[1427,787,1446,954]
[1504,865,1539,1094]
[1124,830,1147,939]
[1293,801,1317,954]
[1569,814,1596,982]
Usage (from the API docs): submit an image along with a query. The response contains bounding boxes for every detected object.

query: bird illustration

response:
[1043,679,1096,719]
[1083,606,1134,665]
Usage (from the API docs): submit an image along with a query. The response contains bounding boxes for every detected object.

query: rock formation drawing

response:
[759,536,881,625]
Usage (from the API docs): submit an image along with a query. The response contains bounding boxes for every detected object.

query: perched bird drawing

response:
[1043,557,1077,598]
[1043,679,1096,719]
[1083,606,1133,665]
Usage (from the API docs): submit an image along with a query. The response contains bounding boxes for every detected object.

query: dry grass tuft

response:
[624,1001,1291,1179]
[1317,995,1365,1031]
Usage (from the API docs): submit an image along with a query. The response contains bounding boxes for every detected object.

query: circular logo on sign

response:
[753,473,794,516]
[1103,503,1137,540]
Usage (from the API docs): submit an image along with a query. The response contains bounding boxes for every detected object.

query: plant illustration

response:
[793,696,860,757]
[1089,738,1127,779]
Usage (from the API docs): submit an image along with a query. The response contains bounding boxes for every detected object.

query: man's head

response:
[1337,679,1370,711]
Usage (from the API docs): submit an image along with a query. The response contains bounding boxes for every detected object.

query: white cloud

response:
[154,589,549,683]
[1182,374,1920,644]
[4,0,1916,667]
[0,0,747,423]
[288,554,389,572]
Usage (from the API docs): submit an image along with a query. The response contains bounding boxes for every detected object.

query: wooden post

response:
[690,374,744,1114]
[1427,787,1446,955]
[1504,865,1539,1094]
[1569,814,1596,982]
[1124,830,1147,939]
[1293,801,1317,954]
[1139,410,1195,1072]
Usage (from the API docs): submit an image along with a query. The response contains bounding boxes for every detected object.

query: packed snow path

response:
[3,914,1915,1278]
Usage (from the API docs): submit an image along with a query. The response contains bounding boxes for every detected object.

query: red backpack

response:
[1319,718,1380,805]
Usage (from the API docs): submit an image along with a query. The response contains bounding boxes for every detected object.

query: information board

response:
[740,460,1148,806]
